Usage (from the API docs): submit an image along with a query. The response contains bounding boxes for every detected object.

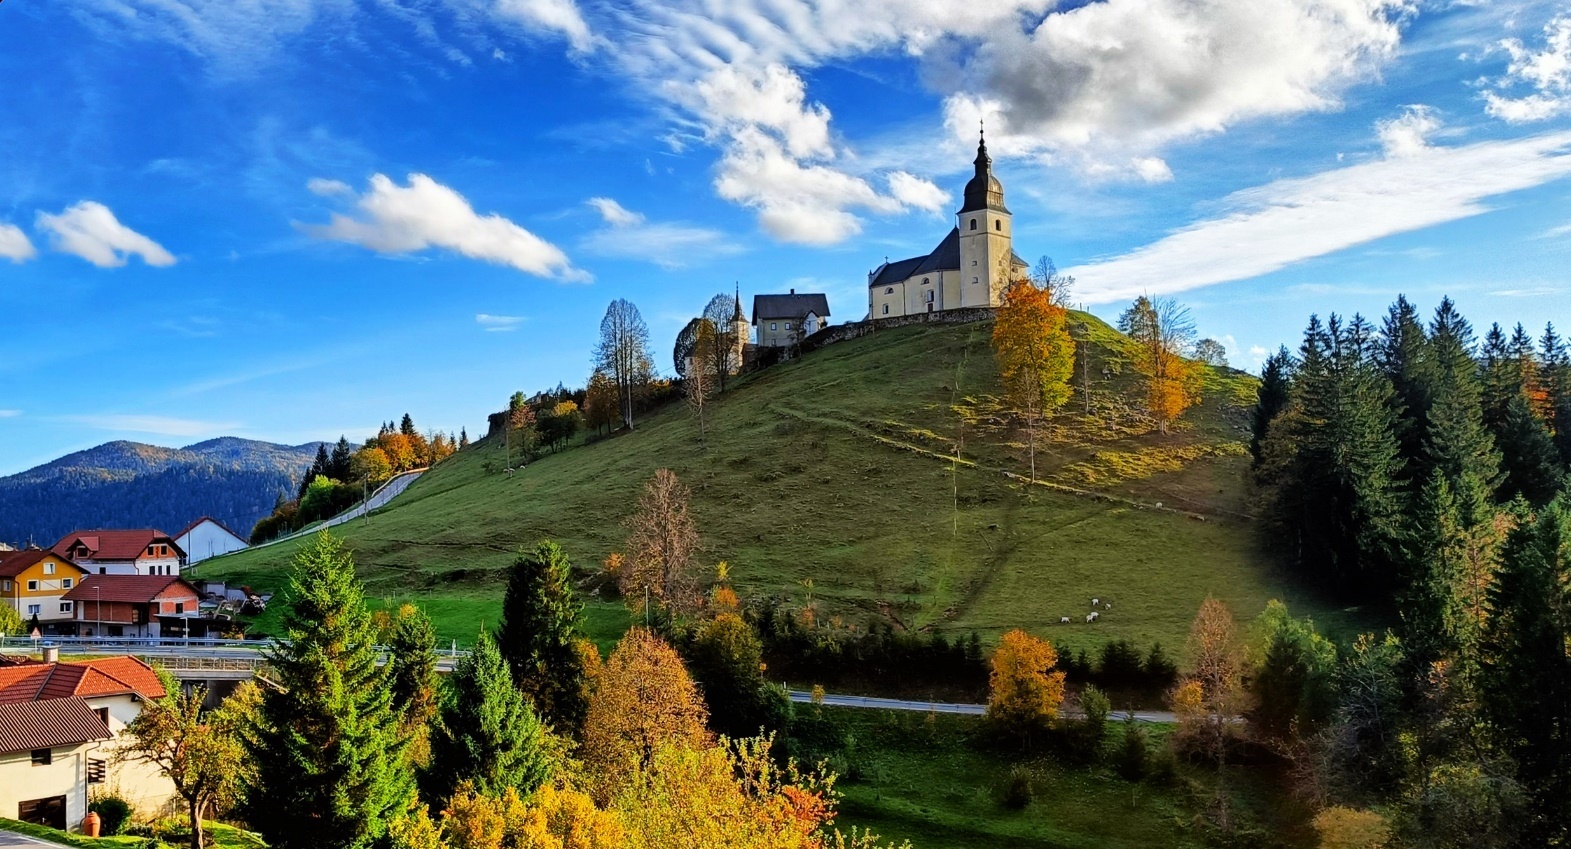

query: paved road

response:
[0,830,64,847]
[785,689,1177,723]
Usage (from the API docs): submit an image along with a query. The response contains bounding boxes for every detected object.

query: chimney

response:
[790,288,796,295]
[42,643,59,664]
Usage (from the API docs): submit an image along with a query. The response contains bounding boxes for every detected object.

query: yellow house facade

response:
[0,550,89,634]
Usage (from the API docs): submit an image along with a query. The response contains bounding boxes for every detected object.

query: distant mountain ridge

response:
[0,438,324,547]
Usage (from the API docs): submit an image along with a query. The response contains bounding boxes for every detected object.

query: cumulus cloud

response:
[580,196,743,268]
[1132,157,1175,184]
[587,197,645,227]
[1377,105,1441,156]
[886,172,950,214]
[0,224,36,263]
[476,313,526,331]
[714,128,903,244]
[1485,15,1571,123]
[35,202,176,268]
[1066,130,1571,303]
[306,173,588,281]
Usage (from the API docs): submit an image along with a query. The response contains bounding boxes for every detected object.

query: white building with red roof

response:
[0,654,176,829]
[63,575,202,639]
[173,517,248,565]
[51,529,185,576]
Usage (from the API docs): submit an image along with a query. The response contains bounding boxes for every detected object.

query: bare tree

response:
[673,318,703,379]
[1195,338,1229,367]
[1174,596,1251,833]
[595,299,653,430]
[686,320,718,444]
[1032,256,1076,306]
[622,469,702,614]
[701,292,743,391]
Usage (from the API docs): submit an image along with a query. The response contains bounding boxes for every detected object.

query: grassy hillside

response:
[202,314,1365,655]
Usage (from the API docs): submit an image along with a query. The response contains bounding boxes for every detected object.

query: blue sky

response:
[2,0,1570,474]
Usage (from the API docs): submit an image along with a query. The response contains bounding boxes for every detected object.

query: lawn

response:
[199,317,1374,660]
[0,818,263,848]
[821,708,1313,849]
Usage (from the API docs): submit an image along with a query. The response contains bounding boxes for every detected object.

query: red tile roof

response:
[63,575,200,604]
[0,549,84,579]
[0,697,111,754]
[0,656,166,705]
[51,529,184,562]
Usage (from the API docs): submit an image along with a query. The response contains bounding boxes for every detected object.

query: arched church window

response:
[884,287,893,295]
[995,220,1001,230]
[882,304,890,315]
[969,219,977,231]
[922,278,929,284]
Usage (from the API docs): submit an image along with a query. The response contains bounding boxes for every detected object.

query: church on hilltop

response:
[867,132,1028,319]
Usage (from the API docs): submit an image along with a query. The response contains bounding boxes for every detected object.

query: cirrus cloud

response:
[581,196,743,268]
[305,173,589,282]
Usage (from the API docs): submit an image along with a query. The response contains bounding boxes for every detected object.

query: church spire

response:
[959,124,1008,214]
[732,282,746,322]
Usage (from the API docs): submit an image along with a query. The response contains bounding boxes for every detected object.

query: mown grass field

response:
[200,315,1370,658]
[826,708,1312,849]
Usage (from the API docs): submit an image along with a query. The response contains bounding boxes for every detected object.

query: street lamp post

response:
[95,585,101,640]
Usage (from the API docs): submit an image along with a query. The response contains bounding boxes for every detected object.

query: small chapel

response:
[867,131,1028,319]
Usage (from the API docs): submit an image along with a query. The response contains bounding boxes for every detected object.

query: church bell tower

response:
[956,129,1013,308]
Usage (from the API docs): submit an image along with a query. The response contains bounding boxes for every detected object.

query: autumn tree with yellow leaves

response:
[991,276,1075,483]
[1119,295,1204,433]
[581,628,710,799]
[986,629,1066,748]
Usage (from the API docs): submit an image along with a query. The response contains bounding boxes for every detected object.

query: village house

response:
[51,529,185,576]
[752,290,832,349]
[173,517,248,565]
[0,550,89,636]
[0,653,176,829]
[867,131,1028,319]
[63,575,203,639]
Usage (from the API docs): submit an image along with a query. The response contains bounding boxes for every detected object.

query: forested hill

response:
[0,437,322,546]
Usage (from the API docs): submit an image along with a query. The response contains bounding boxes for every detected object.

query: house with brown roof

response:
[63,575,202,638]
[51,530,185,577]
[0,550,89,635]
[0,655,176,829]
[173,517,248,565]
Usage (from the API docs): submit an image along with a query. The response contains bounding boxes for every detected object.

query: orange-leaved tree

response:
[622,469,702,615]
[992,276,1075,483]
[1119,295,1204,434]
[581,628,710,801]
[986,629,1066,748]
[1174,595,1249,832]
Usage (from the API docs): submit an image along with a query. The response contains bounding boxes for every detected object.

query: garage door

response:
[18,795,67,830]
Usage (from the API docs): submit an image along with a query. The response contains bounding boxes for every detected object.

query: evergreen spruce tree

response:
[1480,498,1571,846]
[1375,295,1433,480]
[1496,393,1563,506]
[330,436,354,481]
[1397,474,1487,678]
[425,631,550,805]
[400,413,417,437]
[241,532,413,849]
[495,540,588,735]
[386,604,439,767]
[1423,300,1500,520]
[1250,346,1294,467]
[299,444,331,499]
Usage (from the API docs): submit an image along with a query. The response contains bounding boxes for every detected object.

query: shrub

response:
[1116,725,1149,782]
[89,795,133,835]
[1000,765,1035,809]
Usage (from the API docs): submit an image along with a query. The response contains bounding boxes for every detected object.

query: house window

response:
[95,707,109,727]
[784,322,793,330]
[922,277,929,284]
[971,260,977,266]
[43,563,54,575]
[60,602,73,614]
[98,568,106,575]
[174,602,185,614]
[28,604,41,616]
[31,749,52,766]
[883,287,893,295]
[969,219,977,231]
[62,578,72,589]
[925,291,935,303]
[26,580,38,592]
[973,277,980,284]
[881,304,890,315]
[87,759,106,785]
[2,580,10,591]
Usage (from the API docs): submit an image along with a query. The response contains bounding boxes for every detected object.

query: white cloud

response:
[580,197,743,268]
[0,410,20,418]
[61,414,240,437]
[587,197,645,227]
[495,0,596,54]
[714,128,904,245]
[306,173,588,281]
[1485,15,1571,123]
[0,224,36,263]
[476,313,526,331]
[886,172,950,214]
[307,177,353,197]
[1377,104,1441,156]
[1132,157,1175,184]
[35,202,176,268]
[1067,130,1571,303]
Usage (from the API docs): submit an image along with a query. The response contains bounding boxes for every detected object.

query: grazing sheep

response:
[1091,598,1100,607]
[1104,602,1112,611]
[1060,616,1071,624]
[1085,612,1097,623]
